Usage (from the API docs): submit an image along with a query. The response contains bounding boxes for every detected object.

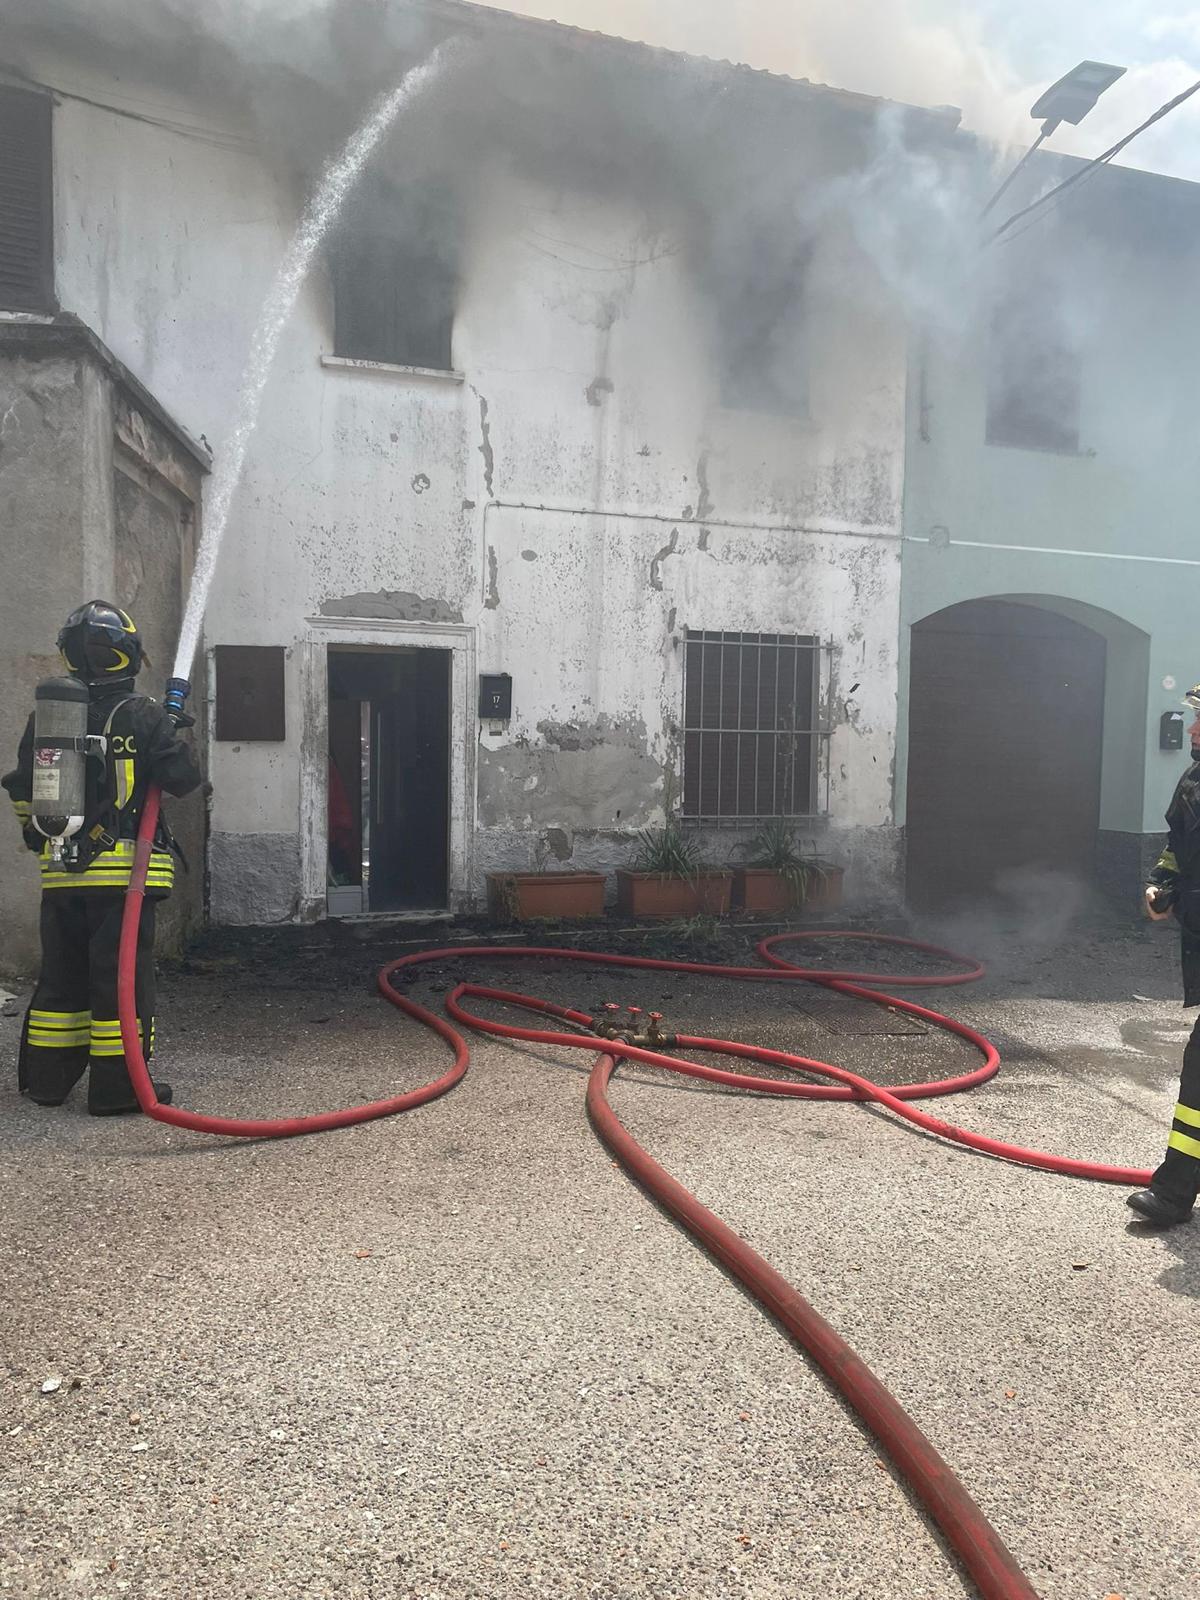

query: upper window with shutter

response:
[0,86,55,313]
[985,280,1081,454]
[330,177,458,371]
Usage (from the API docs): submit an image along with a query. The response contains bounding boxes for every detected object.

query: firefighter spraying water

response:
[2,603,200,1115]
[0,49,456,1123]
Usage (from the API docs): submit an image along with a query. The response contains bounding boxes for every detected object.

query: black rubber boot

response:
[88,1082,173,1117]
[1126,1189,1193,1227]
[24,1056,88,1107]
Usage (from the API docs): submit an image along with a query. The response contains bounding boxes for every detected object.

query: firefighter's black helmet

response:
[57,601,144,684]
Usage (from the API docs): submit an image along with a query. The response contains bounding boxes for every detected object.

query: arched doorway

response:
[905,598,1106,907]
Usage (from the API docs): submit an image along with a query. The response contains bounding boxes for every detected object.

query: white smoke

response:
[475,0,1026,140]
[475,0,1200,180]
[18,1,1200,181]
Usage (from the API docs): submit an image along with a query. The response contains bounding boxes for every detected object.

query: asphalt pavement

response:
[1,906,1197,1600]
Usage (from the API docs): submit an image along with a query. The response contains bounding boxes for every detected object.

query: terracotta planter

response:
[487,871,606,922]
[736,865,844,915]
[616,869,733,919]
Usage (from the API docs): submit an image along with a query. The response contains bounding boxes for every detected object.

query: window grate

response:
[0,86,54,312]
[681,631,829,823]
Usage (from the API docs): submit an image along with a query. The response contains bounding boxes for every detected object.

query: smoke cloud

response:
[476,0,1027,142]
[475,0,1200,181]
[3,0,1177,402]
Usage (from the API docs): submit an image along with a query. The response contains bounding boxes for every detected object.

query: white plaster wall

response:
[480,512,899,827]
[35,52,909,919]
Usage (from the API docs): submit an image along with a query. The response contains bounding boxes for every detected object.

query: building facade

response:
[2,0,1196,970]
[899,163,1200,908]
[2,2,930,954]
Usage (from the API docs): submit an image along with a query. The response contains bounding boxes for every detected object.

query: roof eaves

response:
[412,0,961,130]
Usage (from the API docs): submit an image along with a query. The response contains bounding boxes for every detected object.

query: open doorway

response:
[326,646,451,914]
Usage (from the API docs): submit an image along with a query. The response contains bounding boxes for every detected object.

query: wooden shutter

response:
[905,601,1105,907]
[214,646,286,741]
[0,86,54,312]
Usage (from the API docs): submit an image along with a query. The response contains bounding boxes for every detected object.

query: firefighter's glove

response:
[21,824,42,855]
[1145,885,1176,923]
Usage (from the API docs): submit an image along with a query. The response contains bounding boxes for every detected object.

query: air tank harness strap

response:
[74,696,143,868]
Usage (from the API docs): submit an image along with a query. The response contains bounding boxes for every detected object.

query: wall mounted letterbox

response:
[1161,710,1185,751]
[478,673,512,720]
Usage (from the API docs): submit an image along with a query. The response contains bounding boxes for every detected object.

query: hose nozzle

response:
[164,676,192,727]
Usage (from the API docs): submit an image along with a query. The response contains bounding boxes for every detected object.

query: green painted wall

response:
[898,189,1200,841]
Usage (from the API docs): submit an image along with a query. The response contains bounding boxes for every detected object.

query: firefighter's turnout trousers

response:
[19,895,159,1114]
[5,686,199,1112]
[1150,1016,1200,1210]
[1146,761,1200,1210]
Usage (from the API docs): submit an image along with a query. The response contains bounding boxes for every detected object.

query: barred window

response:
[682,631,821,821]
[0,86,54,313]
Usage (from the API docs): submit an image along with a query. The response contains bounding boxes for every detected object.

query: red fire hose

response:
[118,786,1156,1600]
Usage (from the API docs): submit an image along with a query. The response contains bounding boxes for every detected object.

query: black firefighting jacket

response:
[2,681,201,898]
[1148,759,1200,1007]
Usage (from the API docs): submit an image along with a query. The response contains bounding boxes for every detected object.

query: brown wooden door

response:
[905,600,1106,908]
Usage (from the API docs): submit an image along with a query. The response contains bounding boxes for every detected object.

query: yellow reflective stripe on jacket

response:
[39,839,175,891]
[1156,849,1180,875]
[114,758,135,810]
[44,837,137,861]
[39,870,175,888]
[11,799,31,818]
[1173,1102,1200,1131]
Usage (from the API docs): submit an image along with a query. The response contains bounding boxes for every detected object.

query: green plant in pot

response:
[617,820,733,918]
[736,821,841,913]
[631,820,703,879]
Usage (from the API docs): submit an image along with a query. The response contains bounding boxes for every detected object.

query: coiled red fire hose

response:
[118,786,1155,1600]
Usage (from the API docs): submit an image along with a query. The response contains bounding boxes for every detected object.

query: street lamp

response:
[981,60,1126,218]
[1030,60,1127,134]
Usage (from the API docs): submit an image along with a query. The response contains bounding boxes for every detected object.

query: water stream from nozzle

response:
[170,42,458,688]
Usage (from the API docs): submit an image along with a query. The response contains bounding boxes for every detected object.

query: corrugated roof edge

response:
[413,0,964,130]
[419,0,1200,201]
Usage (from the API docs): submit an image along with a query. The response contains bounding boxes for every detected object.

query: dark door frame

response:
[301,622,475,921]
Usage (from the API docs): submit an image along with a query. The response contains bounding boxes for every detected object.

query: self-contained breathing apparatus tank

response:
[30,676,103,862]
